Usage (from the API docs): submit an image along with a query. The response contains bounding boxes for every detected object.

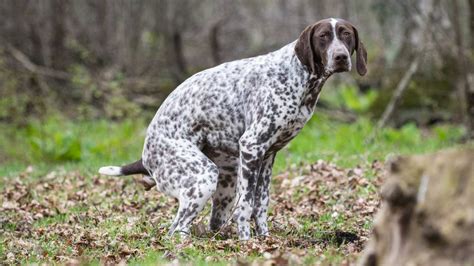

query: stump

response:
[359,148,474,266]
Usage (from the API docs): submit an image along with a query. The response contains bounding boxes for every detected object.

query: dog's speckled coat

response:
[99,18,367,240]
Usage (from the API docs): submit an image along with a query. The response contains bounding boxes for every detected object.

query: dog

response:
[99,18,367,240]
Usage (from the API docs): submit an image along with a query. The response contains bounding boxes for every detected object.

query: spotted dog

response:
[99,18,367,240]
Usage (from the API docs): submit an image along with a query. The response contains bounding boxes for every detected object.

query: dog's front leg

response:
[253,153,276,236]
[235,139,263,240]
[235,125,277,240]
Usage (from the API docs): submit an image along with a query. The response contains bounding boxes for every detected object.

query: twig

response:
[366,56,420,143]
[376,56,421,130]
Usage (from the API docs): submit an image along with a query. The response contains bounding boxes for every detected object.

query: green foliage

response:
[70,65,141,120]
[0,117,146,175]
[27,119,82,162]
[0,114,466,177]
[369,71,458,123]
[321,85,378,114]
[273,115,465,173]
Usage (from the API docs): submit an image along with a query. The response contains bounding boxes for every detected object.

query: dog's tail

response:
[98,159,149,176]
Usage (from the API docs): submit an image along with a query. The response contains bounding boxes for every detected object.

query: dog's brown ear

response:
[295,24,319,75]
[356,42,367,76]
[352,25,368,76]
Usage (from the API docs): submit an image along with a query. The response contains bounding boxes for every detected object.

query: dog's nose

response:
[334,53,348,62]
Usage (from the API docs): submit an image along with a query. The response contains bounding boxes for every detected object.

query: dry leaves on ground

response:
[0,160,385,265]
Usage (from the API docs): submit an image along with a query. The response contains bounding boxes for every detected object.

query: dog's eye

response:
[319,32,329,38]
[343,31,351,37]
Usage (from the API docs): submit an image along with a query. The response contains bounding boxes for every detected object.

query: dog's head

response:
[295,18,367,77]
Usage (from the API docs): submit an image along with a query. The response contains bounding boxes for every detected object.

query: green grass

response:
[0,117,147,177]
[0,114,465,177]
[274,115,465,172]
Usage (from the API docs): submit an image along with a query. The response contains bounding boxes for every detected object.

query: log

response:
[359,148,474,266]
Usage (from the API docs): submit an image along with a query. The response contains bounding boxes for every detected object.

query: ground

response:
[1,160,384,265]
[0,113,466,265]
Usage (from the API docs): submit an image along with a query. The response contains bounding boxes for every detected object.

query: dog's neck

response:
[283,41,332,85]
[301,74,328,111]
[288,42,332,110]
[269,41,332,111]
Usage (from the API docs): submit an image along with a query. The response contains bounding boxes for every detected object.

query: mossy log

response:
[359,148,474,266]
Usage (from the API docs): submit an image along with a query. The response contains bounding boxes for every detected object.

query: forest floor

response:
[0,114,467,265]
[1,160,384,265]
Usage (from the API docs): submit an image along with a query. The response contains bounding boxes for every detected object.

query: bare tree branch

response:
[6,44,71,80]
[376,56,421,130]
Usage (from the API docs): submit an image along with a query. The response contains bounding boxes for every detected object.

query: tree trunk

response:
[28,19,44,66]
[469,0,474,49]
[49,0,67,70]
[209,22,222,65]
[167,30,188,83]
[95,0,109,66]
[467,0,474,138]
[453,0,473,139]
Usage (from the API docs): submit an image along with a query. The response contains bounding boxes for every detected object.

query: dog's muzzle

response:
[333,53,350,72]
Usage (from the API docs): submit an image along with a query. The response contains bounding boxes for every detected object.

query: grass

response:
[0,112,465,177]
[275,115,465,172]
[0,118,148,177]
[0,113,468,265]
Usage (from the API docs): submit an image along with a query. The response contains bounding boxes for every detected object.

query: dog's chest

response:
[268,77,326,152]
[271,120,305,152]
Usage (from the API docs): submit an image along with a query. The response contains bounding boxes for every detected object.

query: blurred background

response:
[0,0,472,173]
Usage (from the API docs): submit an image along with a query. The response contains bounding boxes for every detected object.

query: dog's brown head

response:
[295,18,367,77]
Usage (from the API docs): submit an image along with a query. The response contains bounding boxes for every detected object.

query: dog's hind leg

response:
[209,154,239,232]
[170,170,218,236]
[168,176,218,236]
[155,141,218,237]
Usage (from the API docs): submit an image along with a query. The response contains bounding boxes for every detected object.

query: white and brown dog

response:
[99,18,367,240]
